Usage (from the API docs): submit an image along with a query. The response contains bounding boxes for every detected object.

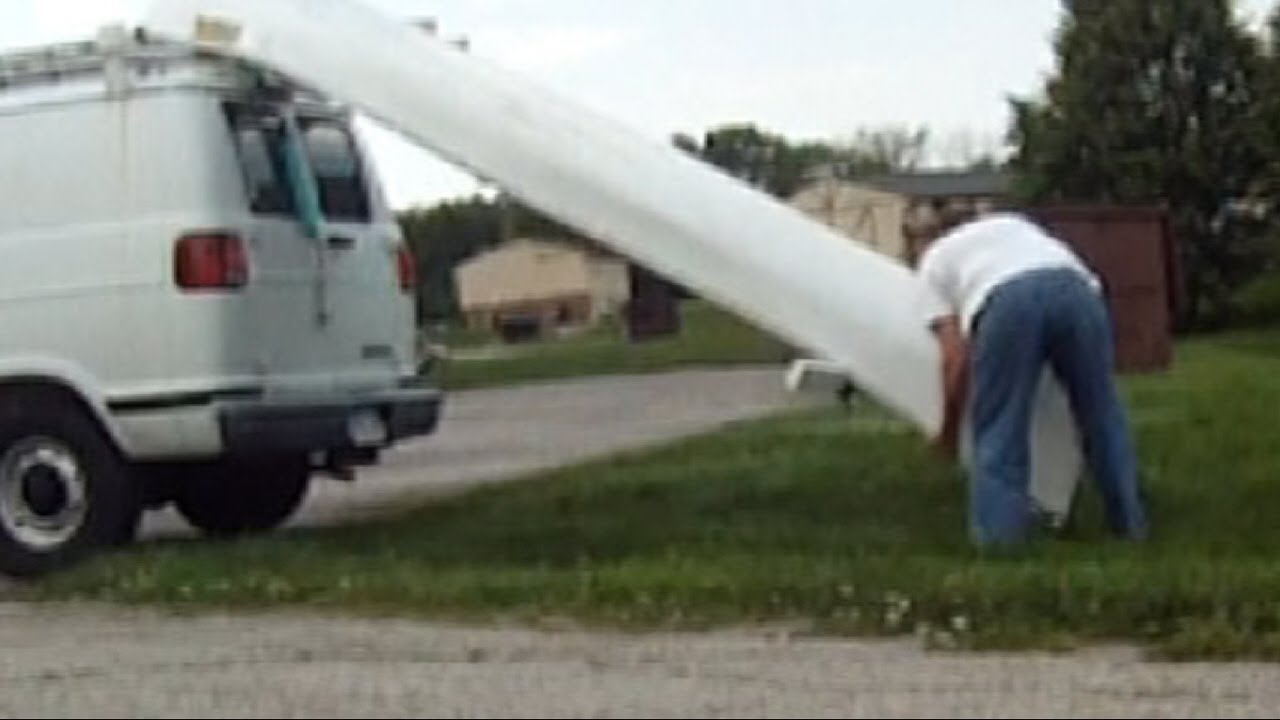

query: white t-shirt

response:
[915,213,1100,333]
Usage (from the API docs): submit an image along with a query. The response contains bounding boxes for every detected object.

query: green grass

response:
[30,328,1280,660]
[430,322,499,349]
[1230,270,1280,328]
[436,301,794,390]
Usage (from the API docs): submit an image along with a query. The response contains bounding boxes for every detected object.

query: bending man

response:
[912,209,1149,547]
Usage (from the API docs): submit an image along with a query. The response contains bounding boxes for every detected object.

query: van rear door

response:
[224,101,412,397]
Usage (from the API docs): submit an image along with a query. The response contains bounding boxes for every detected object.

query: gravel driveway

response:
[2,369,1277,718]
[2,603,1277,719]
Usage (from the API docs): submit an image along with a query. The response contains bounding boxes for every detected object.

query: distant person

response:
[910,208,1149,548]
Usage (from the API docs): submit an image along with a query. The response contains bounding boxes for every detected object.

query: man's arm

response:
[915,247,968,458]
[930,315,969,459]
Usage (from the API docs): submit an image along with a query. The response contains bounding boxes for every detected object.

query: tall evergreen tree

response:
[1009,0,1267,328]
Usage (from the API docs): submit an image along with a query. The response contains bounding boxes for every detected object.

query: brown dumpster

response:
[1026,205,1179,374]
[625,263,682,342]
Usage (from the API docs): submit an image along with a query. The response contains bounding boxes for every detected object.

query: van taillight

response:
[397,245,417,293]
[175,233,249,291]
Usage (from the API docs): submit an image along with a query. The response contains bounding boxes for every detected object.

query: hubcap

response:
[0,438,88,552]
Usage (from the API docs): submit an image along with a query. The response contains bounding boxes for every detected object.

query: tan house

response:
[454,238,631,336]
[789,169,1010,262]
[790,177,912,260]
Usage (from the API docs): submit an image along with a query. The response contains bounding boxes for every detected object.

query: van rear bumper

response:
[219,388,443,457]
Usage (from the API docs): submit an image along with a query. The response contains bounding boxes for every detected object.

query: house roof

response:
[456,236,628,274]
[859,169,1010,199]
[455,237,567,270]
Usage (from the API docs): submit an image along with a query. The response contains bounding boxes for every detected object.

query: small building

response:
[1028,205,1179,374]
[789,176,911,259]
[789,168,1011,261]
[454,238,630,339]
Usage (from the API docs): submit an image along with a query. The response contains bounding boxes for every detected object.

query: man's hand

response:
[930,316,969,460]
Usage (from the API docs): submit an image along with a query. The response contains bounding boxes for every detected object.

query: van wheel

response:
[0,390,142,578]
[174,457,311,537]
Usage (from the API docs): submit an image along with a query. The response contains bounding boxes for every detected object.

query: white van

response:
[0,27,442,576]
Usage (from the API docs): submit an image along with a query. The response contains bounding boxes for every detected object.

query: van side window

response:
[301,119,372,222]
[225,104,297,216]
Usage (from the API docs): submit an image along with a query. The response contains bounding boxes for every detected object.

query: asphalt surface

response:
[1,369,1277,718]
[144,367,810,536]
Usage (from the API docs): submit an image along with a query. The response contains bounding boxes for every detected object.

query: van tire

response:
[173,457,311,537]
[0,389,142,578]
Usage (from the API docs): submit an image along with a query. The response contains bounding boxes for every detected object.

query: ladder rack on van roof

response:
[0,24,331,109]
[0,27,182,87]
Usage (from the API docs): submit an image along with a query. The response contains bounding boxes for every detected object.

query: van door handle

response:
[327,234,356,250]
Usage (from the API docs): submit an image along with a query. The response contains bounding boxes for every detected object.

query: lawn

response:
[32,328,1280,660]
[434,300,795,390]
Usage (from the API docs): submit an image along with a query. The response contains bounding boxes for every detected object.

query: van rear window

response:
[225,104,297,216]
[301,119,373,223]
[224,105,373,223]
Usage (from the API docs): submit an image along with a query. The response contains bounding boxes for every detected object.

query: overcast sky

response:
[1,0,1275,209]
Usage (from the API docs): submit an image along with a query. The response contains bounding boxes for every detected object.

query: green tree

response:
[398,196,502,322]
[676,123,930,198]
[697,124,799,195]
[842,126,929,175]
[1009,0,1268,328]
[398,194,608,322]
[1250,7,1280,265]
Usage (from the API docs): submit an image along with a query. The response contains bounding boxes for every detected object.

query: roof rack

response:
[0,25,194,89]
[0,24,338,111]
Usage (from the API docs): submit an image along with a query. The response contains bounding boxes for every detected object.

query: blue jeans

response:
[968,267,1149,547]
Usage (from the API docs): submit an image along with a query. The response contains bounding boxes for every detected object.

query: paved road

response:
[2,603,1278,719]
[142,367,810,537]
[5,370,1278,718]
